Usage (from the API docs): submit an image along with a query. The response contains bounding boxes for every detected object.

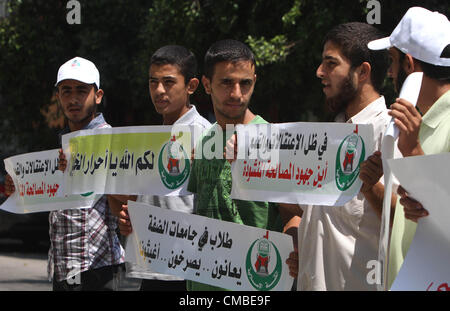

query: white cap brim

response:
[367,37,392,50]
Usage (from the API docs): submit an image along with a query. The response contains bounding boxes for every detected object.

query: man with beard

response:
[367,6,450,289]
[5,57,125,290]
[286,22,395,290]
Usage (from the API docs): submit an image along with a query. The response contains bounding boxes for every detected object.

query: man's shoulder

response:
[359,96,390,125]
[176,105,212,130]
[191,115,211,130]
[96,123,111,129]
[250,115,268,124]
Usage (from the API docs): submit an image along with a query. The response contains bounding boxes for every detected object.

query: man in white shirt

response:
[286,22,397,290]
[109,45,210,291]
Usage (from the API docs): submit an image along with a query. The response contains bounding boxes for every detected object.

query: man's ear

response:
[55,89,61,103]
[357,62,371,82]
[95,88,104,105]
[187,78,200,95]
[403,54,416,74]
[202,75,212,95]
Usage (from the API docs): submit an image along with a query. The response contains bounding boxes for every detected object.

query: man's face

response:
[202,60,256,123]
[57,79,101,128]
[316,41,358,114]
[388,47,408,93]
[149,63,195,121]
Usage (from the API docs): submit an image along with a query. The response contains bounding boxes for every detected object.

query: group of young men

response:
[4,6,450,291]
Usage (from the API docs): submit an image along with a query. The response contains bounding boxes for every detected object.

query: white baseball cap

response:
[368,7,450,67]
[55,56,100,88]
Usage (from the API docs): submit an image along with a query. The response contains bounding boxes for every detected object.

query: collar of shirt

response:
[60,113,108,135]
[421,90,450,129]
[335,96,386,124]
[174,105,198,125]
[59,113,108,144]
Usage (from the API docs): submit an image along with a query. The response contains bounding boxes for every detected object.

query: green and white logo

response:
[245,232,282,291]
[158,136,190,190]
[335,125,365,191]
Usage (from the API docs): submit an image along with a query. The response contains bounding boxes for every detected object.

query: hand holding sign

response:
[58,149,68,172]
[4,174,15,196]
[397,186,429,223]
[359,150,383,193]
[118,204,132,236]
[388,98,424,157]
[386,72,424,157]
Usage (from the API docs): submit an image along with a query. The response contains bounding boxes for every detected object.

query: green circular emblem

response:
[245,237,282,291]
[158,138,190,190]
[335,132,365,191]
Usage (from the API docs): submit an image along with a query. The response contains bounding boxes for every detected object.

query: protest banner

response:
[387,153,450,291]
[377,72,422,291]
[1,149,99,213]
[125,201,294,291]
[61,125,201,196]
[231,122,374,206]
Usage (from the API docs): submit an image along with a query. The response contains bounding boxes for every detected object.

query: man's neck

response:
[345,86,380,121]
[163,104,191,125]
[216,109,256,129]
[68,114,96,132]
[417,76,450,116]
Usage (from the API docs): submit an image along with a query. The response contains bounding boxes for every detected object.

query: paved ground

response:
[0,252,51,291]
[0,238,141,291]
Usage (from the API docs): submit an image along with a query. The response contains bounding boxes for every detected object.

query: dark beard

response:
[62,99,97,126]
[325,73,358,115]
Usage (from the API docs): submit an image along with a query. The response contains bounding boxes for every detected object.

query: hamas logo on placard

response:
[158,135,190,190]
[335,125,365,191]
[245,231,282,291]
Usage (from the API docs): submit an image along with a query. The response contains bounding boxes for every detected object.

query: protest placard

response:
[61,125,202,196]
[1,149,99,213]
[231,122,374,206]
[125,201,294,291]
[388,153,450,291]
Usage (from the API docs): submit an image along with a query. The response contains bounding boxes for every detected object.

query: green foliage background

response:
[0,0,449,156]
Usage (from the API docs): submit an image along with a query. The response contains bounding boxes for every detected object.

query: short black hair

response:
[418,44,450,82]
[397,48,450,83]
[203,39,256,80]
[323,22,389,93]
[150,45,197,84]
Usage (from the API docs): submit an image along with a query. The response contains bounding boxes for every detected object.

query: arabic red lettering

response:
[426,282,449,291]
[437,283,450,291]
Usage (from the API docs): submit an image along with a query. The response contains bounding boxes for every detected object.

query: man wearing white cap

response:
[52,57,125,290]
[51,57,125,290]
[368,6,450,289]
[55,57,104,131]
[6,57,125,290]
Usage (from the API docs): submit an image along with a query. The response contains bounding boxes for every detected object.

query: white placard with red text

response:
[1,149,99,213]
[388,153,450,291]
[125,200,294,291]
[231,122,374,206]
